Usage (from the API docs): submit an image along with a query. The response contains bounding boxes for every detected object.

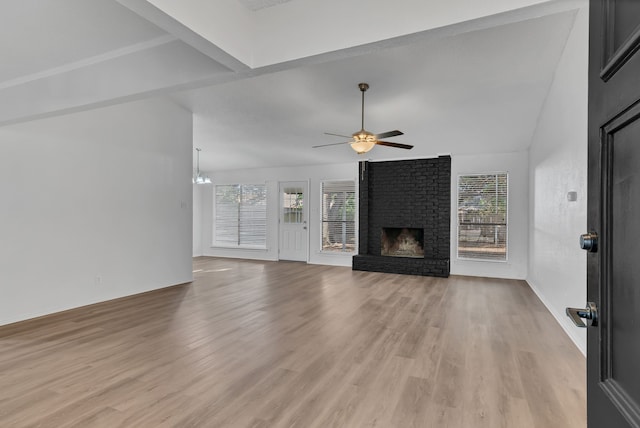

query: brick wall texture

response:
[353,156,451,277]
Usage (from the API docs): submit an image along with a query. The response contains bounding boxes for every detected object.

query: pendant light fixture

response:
[193,147,212,184]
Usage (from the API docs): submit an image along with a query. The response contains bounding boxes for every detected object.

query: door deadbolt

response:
[566,302,598,328]
[580,232,598,252]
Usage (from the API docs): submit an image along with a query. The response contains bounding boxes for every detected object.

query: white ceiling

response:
[0,0,166,83]
[236,0,295,12]
[175,10,576,171]
[0,0,581,173]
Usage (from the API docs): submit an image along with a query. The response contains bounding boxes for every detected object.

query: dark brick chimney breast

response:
[353,156,451,277]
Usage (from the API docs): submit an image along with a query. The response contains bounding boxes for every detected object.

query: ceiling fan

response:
[313,82,413,154]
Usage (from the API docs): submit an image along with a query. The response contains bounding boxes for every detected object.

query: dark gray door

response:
[585,0,640,426]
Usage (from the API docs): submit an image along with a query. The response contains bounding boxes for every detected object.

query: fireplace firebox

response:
[381,228,424,258]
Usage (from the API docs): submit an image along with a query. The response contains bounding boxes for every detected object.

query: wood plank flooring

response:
[0,257,586,427]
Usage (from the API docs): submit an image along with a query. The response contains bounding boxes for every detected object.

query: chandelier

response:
[193,148,212,184]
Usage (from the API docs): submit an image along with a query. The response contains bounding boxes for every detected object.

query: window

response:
[321,180,356,253]
[214,184,267,248]
[457,173,507,261]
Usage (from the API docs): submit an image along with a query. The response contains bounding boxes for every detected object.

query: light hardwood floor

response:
[0,257,586,427]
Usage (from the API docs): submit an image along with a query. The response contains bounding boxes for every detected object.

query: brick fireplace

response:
[352,156,451,277]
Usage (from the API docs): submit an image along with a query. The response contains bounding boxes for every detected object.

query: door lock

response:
[566,302,598,328]
[580,232,598,252]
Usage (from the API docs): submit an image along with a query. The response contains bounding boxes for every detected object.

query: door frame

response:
[278,180,310,262]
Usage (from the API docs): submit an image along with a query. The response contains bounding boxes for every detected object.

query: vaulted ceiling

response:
[0,0,585,171]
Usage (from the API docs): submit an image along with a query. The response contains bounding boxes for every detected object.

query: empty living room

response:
[3,0,640,427]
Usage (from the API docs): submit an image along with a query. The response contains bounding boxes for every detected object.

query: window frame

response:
[212,183,267,250]
[456,172,509,262]
[320,179,357,254]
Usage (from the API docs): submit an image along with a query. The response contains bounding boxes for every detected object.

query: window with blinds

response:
[214,184,267,248]
[321,180,356,253]
[457,173,508,261]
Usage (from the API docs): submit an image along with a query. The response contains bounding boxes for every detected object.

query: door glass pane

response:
[283,187,304,224]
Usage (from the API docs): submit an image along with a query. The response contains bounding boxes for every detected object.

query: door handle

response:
[566,302,598,328]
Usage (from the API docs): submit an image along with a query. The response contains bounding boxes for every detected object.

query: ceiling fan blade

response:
[375,130,404,139]
[376,141,413,150]
[324,132,353,138]
[312,141,352,148]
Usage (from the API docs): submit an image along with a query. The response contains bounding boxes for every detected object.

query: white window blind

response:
[214,184,267,248]
[321,181,356,253]
[457,173,508,261]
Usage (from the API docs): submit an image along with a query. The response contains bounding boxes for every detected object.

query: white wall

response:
[451,151,529,279]
[200,162,357,266]
[193,184,203,256]
[527,5,588,354]
[199,156,529,274]
[0,98,193,326]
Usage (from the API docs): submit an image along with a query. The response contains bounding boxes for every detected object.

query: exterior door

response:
[581,1,640,426]
[279,182,308,261]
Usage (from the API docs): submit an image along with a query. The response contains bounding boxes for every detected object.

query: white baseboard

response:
[526,279,586,357]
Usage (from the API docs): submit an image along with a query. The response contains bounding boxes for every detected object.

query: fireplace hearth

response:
[381,228,424,258]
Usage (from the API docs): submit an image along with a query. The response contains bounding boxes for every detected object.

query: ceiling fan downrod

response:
[358,82,369,131]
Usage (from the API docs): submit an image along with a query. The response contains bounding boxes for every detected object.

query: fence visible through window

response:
[321,181,356,253]
[457,173,507,261]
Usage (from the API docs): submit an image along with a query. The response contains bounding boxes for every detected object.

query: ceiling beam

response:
[115,0,251,72]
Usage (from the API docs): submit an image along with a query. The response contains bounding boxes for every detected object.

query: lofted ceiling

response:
[0,0,165,83]
[236,0,296,12]
[176,10,576,171]
[0,0,583,173]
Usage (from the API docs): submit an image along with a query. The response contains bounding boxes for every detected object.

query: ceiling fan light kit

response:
[351,130,377,154]
[315,82,413,154]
